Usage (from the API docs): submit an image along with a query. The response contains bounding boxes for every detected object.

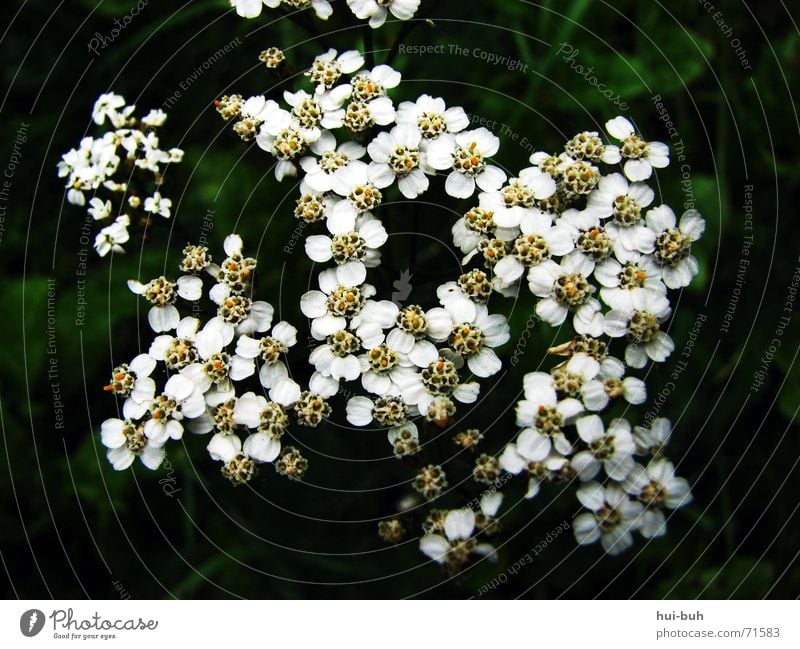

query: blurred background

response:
[1,0,798,598]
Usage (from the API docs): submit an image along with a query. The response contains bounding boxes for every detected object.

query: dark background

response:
[1,0,798,598]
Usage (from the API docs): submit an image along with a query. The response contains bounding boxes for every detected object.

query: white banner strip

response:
[1,600,796,646]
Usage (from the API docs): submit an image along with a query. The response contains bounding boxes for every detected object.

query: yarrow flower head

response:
[76,36,704,573]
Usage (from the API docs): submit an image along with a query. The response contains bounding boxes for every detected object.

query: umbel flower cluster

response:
[58,93,184,256]
[60,4,703,573]
[231,0,421,28]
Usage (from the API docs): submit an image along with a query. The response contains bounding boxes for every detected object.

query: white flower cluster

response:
[101,235,326,484]
[218,48,513,464]
[231,0,421,28]
[73,23,704,572]
[57,93,184,256]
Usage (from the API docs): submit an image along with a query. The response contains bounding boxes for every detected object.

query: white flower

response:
[310,337,361,385]
[425,300,509,378]
[148,316,202,368]
[179,319,255,402]
[143,374,207,445]
[300,261,374,338]
[141,109,168,128]
[351,64,402,99]
[399,356,479,414]
[594,253,665,310]
[358,340,419,396]
[255,102,316,180]
[143,192,172,218]
[512,371,583,455]
[602,287,674,368]
[127,274,203,333]
[88,197,112,220]
[208,284,275,337]
[101,418,165,471]
[107,353,157,406]
[594,355,647,406]
[646,206,705,289]
[633,417,672,456]
[230,0,266,18]
[605,116,669,181]
[384,307,439,368]
[92,92,133,127]
[584,172,656,260]
[284,87,351,138]
[622,459,692,538]
[527,254,604,336]
[350,298,401,343]
[305,49,364,90]
[299,131,366,193]
[451,202,516,267]
[571,415,636,481]
[426,128,506,199]
[396,94,469,140]
[346,395,411,428]
[573,482,644,555]
[206,430,280,481]
[235,320,298,390]
[479,170,557,229]
[323,164,384,228]
[367,125,431,198]
[492,209,573,287]
[232,0,332,20]
[419,508,496,565]
[555,208,616,272]
[347,0,420,28]
[499,439,568,499]
[94,214,130,256]
[549,352,610,411]
[305,212,387,267]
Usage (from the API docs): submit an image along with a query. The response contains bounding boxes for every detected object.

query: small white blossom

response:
[347,0,420,28]
[646,206,705,289]
[573,482,644,555]
[396,94,469,140]
[426,128,506,199]
[602,287,674,368]
[605,116,669,181]
[571,415,637,481]
[622,459,692,538]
